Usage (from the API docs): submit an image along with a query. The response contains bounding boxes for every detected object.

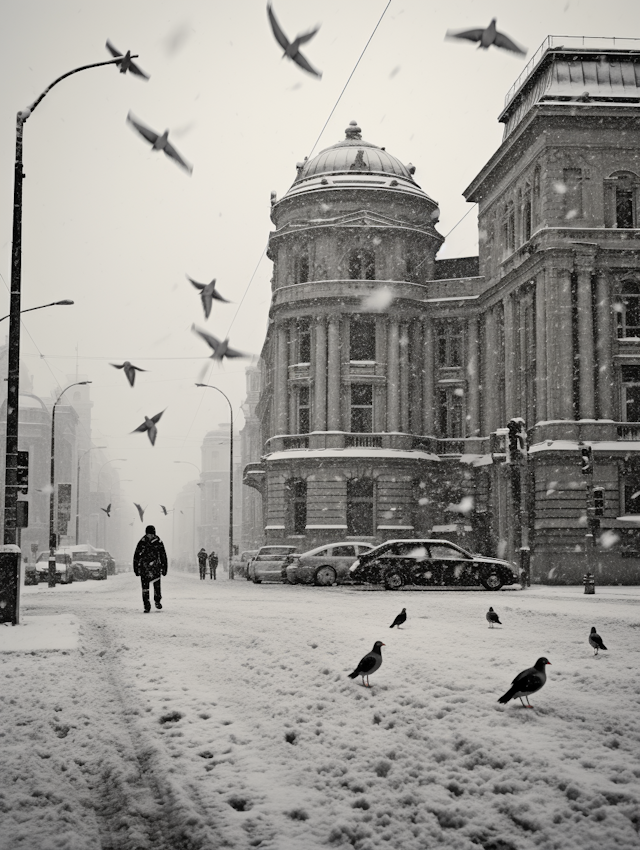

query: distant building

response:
[245,38,640,585]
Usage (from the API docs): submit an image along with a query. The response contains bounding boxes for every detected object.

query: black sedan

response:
[348,539,519,591]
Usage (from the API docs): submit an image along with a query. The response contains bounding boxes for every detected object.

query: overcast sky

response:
[1,0,637,533]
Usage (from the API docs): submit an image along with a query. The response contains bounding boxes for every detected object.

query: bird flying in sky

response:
[348,641,384,688]
[126,112,193,175]
[390,608,406,629]
[486,607,502,628]
[267,3,322,78]
[589,627,608,656]
[160,505,168,515]
[187,276,230,319]
[101,504,112,517]
[106,40,150,78]
[445,19,527,56]
[111,361,147,387]
[192,325,247,361]
[497,657,550,708]
[134,503,146,522]
[131,410,165,446]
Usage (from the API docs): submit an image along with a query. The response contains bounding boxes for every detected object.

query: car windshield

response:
[256,547,295,560]
[331,545,355,557]
[73,553,102,562]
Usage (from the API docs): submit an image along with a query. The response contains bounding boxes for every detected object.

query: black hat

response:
[145,525,156,534]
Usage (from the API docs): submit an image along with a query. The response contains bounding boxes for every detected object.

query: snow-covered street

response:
[1,573,639,850]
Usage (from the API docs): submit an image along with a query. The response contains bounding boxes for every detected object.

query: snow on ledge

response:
[265,448,441,462]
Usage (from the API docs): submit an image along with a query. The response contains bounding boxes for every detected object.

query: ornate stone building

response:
[244,38,640,584]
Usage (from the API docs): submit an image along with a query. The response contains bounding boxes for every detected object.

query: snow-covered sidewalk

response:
[1,572,639,849]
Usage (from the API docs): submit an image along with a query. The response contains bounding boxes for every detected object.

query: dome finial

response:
[345,120,362,140]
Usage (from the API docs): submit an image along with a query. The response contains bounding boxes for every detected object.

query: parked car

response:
[285,542,376,586]
[349,539,520,591]
[34,550,75,585]
[247,546,299,583]
[95,548,116,575]
[233,549,259,579]
[71,550,108,580]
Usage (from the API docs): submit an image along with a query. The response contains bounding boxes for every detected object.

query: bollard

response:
[583,572,595,594]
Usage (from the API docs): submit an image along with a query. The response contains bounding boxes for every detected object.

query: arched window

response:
[501,202,515,255]
[617,280,640,339]
[614,172,637,228]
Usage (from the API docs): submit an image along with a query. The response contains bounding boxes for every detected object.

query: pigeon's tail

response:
[600,641,608,650]
[497,687,516,705]
[495,616,502,624]
[348,670,359,679]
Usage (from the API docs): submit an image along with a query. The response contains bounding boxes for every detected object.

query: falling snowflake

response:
[599,530,620,549]
[408,546,427,561]
[361,287,393,312]
[454,388,464,397]
[553,181,568,194]
[565,209,578,220]
[446,496,474,515]
[418,497,429,506]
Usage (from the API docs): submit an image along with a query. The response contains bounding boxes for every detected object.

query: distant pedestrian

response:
[208,550,218,580]
[133,525,168,613]
[197,547,208,580]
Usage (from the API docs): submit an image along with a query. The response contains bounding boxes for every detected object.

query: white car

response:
[285,542,375,586]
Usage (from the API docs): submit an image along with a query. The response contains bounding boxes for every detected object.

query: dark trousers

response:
[199,563,206,579]
[141,575,162,610]
[209,565,216,579]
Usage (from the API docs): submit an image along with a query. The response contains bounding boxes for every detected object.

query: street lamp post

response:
[0,300,74,324]
[195,384,235,579]
[75,445,106,544]
[48,381,91,587]
[174,461,201,559]
[3,53,140,547]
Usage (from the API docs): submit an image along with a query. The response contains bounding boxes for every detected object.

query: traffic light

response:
[17,450,28,494]
[507,418,527,462]
[593,486,605,517]
[580,446,593,475]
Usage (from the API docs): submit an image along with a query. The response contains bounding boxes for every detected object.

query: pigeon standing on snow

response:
[111,361,147,387]
[187,276,230,319]
[486,606,502,628]
[445,19,527,56]
[267,3,322,78]
[390,608,406,629]
[348,641,384,687]
[106,40,150,78]
[589,627,608,656]
[192,326,247,361]
[101,504,112,518]
[131,410,165,446]
[497,657,551,708]
[134,503,146,523]
[126,112,193,175]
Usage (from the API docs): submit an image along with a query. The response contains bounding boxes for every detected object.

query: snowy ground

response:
[1,572,639,850]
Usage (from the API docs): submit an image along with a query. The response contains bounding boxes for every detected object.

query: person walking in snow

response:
[208,550,218,580]
[197,547,208,580]
[133,525,168,613]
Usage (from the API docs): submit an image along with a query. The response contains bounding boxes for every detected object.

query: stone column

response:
[275,321,289,434]
[596,269,614,419]
[467,316,480,436]
[535,271,548,422]
[327,315,341,431]
[314,317,327,431]
[575,250,596,419]
[387,318,400,431]
[410,320,423,434]
[423,318,434,434]
[399,322,410,433]
[484,307,498,433]
[556,266,574,420]
[503,292,516,419]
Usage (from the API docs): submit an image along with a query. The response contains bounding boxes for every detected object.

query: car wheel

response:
[315,566,337,586]
[252,576,261,584]
[480,570,504,591]
[384,569,404,591]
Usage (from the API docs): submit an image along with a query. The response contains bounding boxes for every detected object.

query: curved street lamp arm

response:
[21,57,134,119]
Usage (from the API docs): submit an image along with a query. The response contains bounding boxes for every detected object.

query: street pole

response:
[48,382,91,587]
[3,53,140,547]
[195,384,234,579]
[75,445,106,544]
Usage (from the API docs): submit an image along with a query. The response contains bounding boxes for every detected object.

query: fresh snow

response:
[1,573,639,850]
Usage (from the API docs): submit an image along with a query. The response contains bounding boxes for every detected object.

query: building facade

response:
[245,39,640,584]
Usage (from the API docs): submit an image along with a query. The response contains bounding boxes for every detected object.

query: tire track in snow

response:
[77,615,225,850]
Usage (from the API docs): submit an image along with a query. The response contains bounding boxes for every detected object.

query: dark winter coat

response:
[208,552,218,568]
[133,533,168,581]
[197,549,208,566]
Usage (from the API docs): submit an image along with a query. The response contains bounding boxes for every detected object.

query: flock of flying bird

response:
[349,606,609,708]
[101,10,527,524]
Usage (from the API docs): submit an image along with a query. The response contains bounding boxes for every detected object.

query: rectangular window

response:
[563,168,583,219]
[347,479,374,536]
[350,316,376,361]
[298,386,310,433]
[523,194,532,241]
[350,384,373,432]
[616,189,634,229]
[297,319,311,363]
[436,321,463,367]
[437,387,464,437]
[622,366,640,422]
